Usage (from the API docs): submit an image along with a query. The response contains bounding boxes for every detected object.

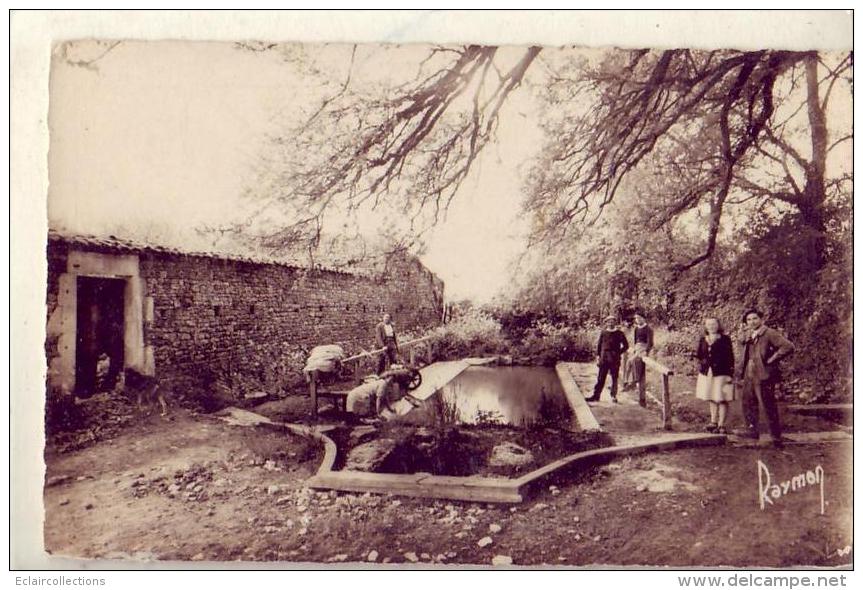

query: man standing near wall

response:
[375,312,399,374]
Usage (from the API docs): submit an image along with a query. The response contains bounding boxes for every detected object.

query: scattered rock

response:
[477,536,493,548]
[455,532,467,539]
[45,475,72,488]
[446,551,457,558]
[489,523,502,534]
[529,503,548,512]
[572,516,580,523]
[84,503,94,510]
[367,550,378,562]
[329,554,349,562]
[59,498,70,506]
[345,439,398,472]
[349,425,378,443]
[488,442,534,467]
[217,407,273,427]
[491,555,513,566]
[404,552,419,562]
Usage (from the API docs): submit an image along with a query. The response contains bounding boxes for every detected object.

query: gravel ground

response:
[43,406,852,568]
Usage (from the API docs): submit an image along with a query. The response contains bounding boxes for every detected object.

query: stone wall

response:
[46,236,444,391]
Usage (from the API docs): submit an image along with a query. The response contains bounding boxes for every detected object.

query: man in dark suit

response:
[734,309,795,447]
[375,312,399,374]
[586,315,629,403]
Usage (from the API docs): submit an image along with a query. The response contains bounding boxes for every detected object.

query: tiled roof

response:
[47,230,367,276]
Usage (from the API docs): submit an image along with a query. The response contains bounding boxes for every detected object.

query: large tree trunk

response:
[800,53,830,267]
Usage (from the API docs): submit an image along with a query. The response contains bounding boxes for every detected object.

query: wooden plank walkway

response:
[219,406,848,504]
[559,361,664,434]
[307,471,523,503]
[308,431,729,503]
[555,362,602,432]
[729,430,853,447]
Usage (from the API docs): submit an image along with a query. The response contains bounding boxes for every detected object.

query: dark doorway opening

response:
[75,277,126,397]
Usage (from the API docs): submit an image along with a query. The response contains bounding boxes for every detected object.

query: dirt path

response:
[44,409,852,567]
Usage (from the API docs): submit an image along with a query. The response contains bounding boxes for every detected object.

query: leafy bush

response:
[654,327,701,376]
[430,309,510,360]
[516,321,592,365]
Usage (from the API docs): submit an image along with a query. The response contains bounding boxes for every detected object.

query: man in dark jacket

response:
[734,309,795,447]
[586,315,629,403]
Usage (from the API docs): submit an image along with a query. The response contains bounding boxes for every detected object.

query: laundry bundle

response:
[302,344,346,377]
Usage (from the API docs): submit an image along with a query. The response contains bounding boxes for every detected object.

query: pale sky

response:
[48,40,544,303]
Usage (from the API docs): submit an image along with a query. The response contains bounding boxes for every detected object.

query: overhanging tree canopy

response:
[242,43,851,270]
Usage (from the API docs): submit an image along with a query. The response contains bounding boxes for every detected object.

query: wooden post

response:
[309,369,319,420]
[661,373,672,430]
[637,370,647,408]
[409,347,416,367]
[642,356,673,430]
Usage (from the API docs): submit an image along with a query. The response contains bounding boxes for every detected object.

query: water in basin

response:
[433,365,577,430]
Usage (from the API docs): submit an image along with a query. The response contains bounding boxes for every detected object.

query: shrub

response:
[516,321,591,365]
[430,309,510,360]
[654,327,701,376]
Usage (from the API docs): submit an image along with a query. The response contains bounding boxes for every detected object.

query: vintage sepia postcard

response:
[10,10,854,574]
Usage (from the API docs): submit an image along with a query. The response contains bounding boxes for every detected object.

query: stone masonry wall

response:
[46,238,444,390]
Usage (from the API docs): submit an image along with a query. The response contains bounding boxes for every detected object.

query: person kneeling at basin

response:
[346,376,400,420]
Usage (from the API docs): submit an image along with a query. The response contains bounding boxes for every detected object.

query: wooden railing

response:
[641,356,674,430]
[307,333,437,419]
[341,334,436,368]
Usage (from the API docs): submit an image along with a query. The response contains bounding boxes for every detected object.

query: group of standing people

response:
[586,312,653,405]
[589,308,795,447]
